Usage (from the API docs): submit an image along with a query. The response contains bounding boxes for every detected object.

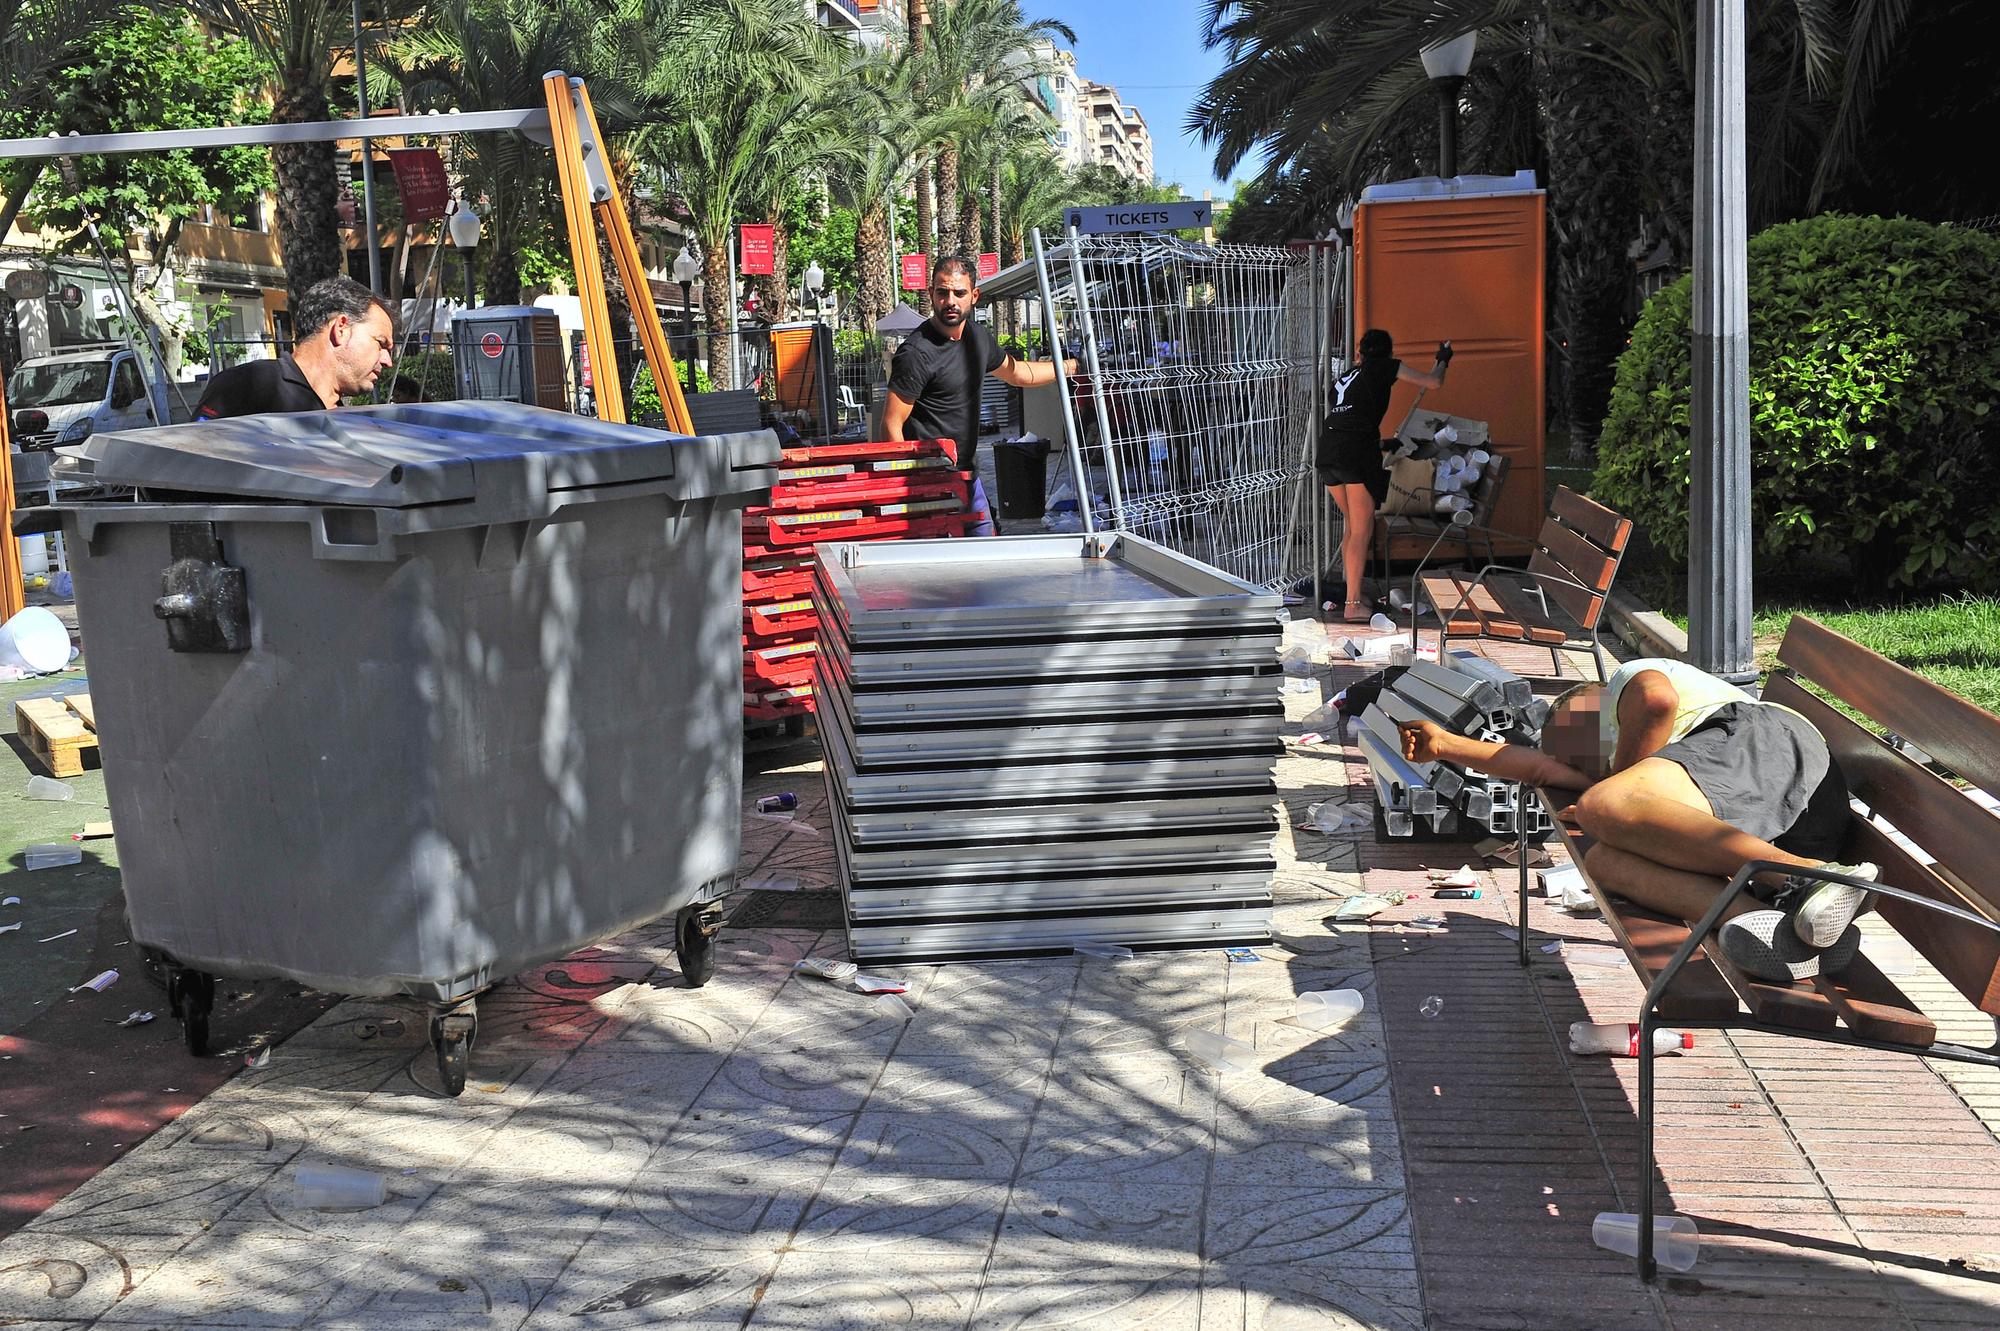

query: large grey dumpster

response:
[47,400,778,1091]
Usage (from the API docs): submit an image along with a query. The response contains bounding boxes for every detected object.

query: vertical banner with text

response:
[977,252,1000,281]
[900,253,928,291]
[739,224,775,276]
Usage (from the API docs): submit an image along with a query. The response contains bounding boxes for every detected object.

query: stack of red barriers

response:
[742,438,972,726]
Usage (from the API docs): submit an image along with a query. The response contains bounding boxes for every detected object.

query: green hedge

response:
[1593,214,2000,590]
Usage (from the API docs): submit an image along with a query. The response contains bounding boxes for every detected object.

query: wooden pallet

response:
[16,694,96,777]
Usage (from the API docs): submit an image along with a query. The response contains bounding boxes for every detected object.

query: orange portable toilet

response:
[1352,171,1545,555]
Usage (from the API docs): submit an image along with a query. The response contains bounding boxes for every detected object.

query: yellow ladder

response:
[542,71,694,435]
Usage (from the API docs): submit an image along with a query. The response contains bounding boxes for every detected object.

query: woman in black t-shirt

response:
[1319,329,1448,623]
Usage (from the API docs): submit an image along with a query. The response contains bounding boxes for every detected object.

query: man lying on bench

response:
[1399,658,1878,982]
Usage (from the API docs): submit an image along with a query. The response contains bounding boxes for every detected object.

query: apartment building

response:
[1078,81,1153,183]
[813,0,906,49]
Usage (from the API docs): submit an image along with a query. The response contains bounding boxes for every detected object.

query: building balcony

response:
[820,0,863,29]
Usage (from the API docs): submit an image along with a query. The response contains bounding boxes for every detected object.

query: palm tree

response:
[917,0,1072,262]
[378,0,603,307]
[1193,0,1914,445]
[191,0,355,299]
[828,49,976,332]
[626,0,825,389]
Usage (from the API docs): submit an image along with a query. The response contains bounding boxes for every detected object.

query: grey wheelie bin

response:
[40,401,778,1093]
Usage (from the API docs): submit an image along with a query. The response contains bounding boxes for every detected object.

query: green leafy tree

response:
[0,6,273,376]
[784,188,858,304]
[1593,214,2000,592]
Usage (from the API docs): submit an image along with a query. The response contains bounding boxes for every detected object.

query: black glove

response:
[1436,341,1454,367]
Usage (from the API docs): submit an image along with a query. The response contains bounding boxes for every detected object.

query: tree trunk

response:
[1541,10,1642,460]
[270,76,344,302]
[936,144,961,256]
[990,158,1002,264]
[1641,71,1695,268]
[959,173,981,257]
[702,239,734,391]
[482,244,522,306]
[754,206,791,322]
[912,167,933,313]
[856,202,892,334]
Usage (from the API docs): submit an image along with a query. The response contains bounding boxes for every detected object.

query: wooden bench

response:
[1547,615,2000,1280]
[1420,485,1632,683]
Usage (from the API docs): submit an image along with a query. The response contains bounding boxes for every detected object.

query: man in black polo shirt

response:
[196,276,396,419]
[884,255,1075,529]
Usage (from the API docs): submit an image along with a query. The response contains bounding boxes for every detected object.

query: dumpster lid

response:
[55,400,701,508]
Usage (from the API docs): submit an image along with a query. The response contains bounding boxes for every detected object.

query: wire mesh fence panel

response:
[1040,235,1322,589]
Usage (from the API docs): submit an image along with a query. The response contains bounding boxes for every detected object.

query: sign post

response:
[1061,201,1213,236]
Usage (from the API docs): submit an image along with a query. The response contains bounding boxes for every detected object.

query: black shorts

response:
[1317,433,1388,502]
[1655,701,1850,861]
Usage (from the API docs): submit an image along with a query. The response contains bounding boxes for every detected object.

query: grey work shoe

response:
[1789,862,1879,949]
[1717,909,1861,984]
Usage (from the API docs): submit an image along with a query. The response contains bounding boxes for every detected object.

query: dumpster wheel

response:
[675,903,723,987]
[429,1006,477,1098]
[167,967,216,1057]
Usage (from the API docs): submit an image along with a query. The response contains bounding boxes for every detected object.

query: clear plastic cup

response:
[1592,1212,1699,1272]
[1073,942,1135,961]
[25,776,73,801]
[874,993,914,1021]
[1183,1028,1256,1072]
[293,1163,387,1210]
[1293,989,1364,1030]
[25,844,82,870]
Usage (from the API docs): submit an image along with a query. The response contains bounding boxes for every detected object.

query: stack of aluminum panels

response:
[812,532,1285,963]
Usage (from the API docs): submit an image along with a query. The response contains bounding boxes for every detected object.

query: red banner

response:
[978,251,1000,280]
[384,148,449,222]
[739,224,775,276]
[900,253,928,291]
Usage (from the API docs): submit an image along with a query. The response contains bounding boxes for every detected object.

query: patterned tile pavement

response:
[1,617,1996,1328]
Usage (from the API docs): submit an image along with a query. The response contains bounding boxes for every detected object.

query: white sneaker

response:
[1789,862,1879,949]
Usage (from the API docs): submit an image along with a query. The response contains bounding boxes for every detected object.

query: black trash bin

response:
[992,436,1050,520]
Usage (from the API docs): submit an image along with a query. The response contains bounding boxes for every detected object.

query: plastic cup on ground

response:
[1368,612,1396,633]
[25,776,73,801]
[293,1163,388,1210]
[1592,1212,1699,1272]
[1183,1028,1256,1073]
[1294,989,1364,1030]
[0,607,70,674]
[25,844,83,870]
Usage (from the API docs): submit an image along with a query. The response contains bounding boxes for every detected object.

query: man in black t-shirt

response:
[196,276,396,420]
[885,255,1076,529]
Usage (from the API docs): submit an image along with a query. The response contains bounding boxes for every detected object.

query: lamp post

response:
[803,260,825,322]
[672,243,700,393]
[448,198,481,308]
[1419,30,1477,179]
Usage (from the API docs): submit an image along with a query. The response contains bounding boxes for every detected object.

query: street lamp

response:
[448,198,482,308]
[803,259,825,322]
[1419,30,1477,179]
[672,243,700,394]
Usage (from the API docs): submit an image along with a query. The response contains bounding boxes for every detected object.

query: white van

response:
[7,345,156,450]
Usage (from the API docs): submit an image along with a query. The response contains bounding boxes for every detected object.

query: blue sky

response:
[1021,0,1245,200]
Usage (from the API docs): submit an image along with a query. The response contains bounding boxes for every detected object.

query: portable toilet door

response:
[1352,171,1546,555]
[452,307,570,411]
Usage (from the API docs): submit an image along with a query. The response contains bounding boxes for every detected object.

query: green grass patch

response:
[1644,591,2000,714]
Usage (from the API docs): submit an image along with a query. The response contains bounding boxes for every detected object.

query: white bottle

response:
[1569,1021,1694,1057]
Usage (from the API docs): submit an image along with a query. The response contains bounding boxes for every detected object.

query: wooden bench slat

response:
[1550,486,1634,555]
[1421,573,1522,639]
[1703,946,1843,1033]
[1812,953,1937,1045]
[1591,894,1742,1023]
[1537,519,1621,594]
[1482,575,1574,644]
[1779,615,2000,803]
[1766,673,2000,924]
[1845,818,2000,1014]
[1526,550,1605,631]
